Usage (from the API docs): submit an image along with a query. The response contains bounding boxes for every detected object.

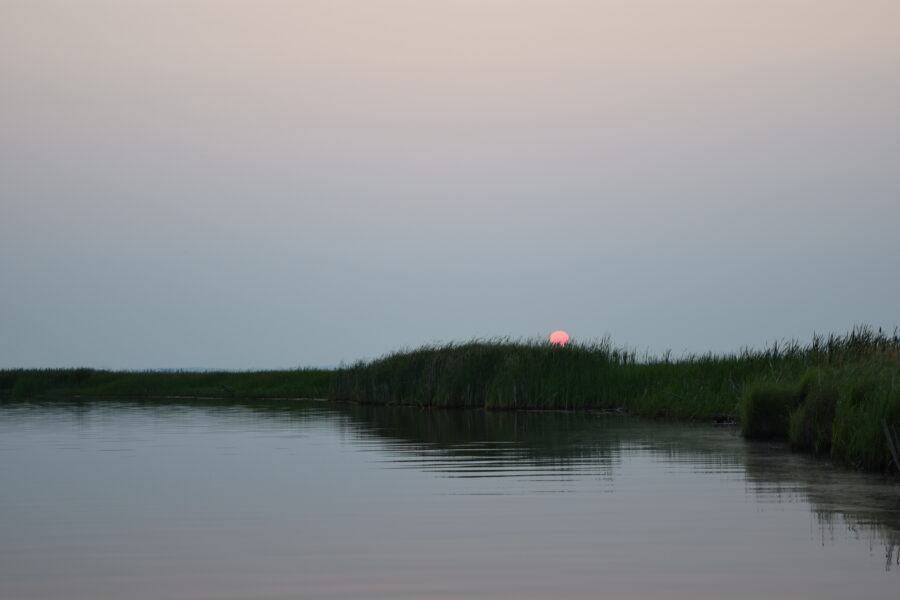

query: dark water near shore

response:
[1,400,899,600]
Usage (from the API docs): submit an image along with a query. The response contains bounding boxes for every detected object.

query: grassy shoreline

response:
[3,327,899,472]
[0,368,335,402]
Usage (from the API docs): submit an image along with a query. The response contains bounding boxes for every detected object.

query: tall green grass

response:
[332,328,898,412]
[332,326,900,471]
[740,363,900,471]
[4,326,898,472]
[735,327,900,471]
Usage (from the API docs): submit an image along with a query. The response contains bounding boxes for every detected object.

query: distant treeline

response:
[2,326,899,472]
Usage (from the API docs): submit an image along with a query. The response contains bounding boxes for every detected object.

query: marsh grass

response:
[0,368,335,401]
[736,327,900,471]
[332,326,900,472]
[788,376,838,455]
[4,326,898,472]
[333,328,897,411]
[741,377,809,439]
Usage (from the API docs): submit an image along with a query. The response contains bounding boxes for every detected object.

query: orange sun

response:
[549,330,570,346]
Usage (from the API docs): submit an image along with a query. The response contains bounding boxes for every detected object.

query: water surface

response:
[1,400,898,599]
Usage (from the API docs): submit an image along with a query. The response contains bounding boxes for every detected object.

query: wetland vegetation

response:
[0,368,334,402]
[3,326,898,472]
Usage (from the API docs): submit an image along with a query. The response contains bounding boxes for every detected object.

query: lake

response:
[1,400,898,599]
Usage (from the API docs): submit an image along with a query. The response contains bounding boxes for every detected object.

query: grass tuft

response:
[740,378,808,439]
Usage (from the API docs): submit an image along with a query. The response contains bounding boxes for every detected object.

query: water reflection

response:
[2,398,899,600]
[330,402,900,567]
[741,442,900,570]
[7,398,896,516]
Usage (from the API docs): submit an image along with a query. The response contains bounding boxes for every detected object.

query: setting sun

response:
[549,330,570,346]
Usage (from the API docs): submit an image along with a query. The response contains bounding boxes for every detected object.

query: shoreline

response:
[2,328,898,473]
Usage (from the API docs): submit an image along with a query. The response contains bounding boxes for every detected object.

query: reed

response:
[0,368,335,401]
[734,327,900,471]
[332,326,900,472]
[740,377,809,439]
[3,326,898,472]
[332,328,898,412]
[739,363,900,471]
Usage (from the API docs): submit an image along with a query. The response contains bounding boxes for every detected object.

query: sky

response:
[2,0,899,369]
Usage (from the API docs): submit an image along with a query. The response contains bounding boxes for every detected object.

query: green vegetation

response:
[0,368,334,401]
[332,327,900,472]
[733,329,900,471]
[2,326,898,472]
[740,376,811,439]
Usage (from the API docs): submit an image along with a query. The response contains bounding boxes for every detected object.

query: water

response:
[1,400,898,600]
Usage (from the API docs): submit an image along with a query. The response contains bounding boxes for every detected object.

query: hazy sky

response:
[2,0,899,369]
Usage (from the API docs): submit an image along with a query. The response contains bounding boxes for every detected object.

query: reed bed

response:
[333,327,900,471]
[0,368,335,401]
[3,326,898,472]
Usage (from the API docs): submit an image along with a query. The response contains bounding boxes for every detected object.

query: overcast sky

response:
[2,0,899,369]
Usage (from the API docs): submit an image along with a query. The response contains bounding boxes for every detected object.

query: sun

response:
[549,330,570,346]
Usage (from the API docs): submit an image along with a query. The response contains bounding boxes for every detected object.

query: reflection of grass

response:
[4,394,899,555]
[741,441,900,567]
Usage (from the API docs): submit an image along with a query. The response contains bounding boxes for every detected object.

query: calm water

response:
[1,400,899,600]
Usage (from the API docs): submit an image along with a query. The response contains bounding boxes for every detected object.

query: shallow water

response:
[1,400,898,600]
